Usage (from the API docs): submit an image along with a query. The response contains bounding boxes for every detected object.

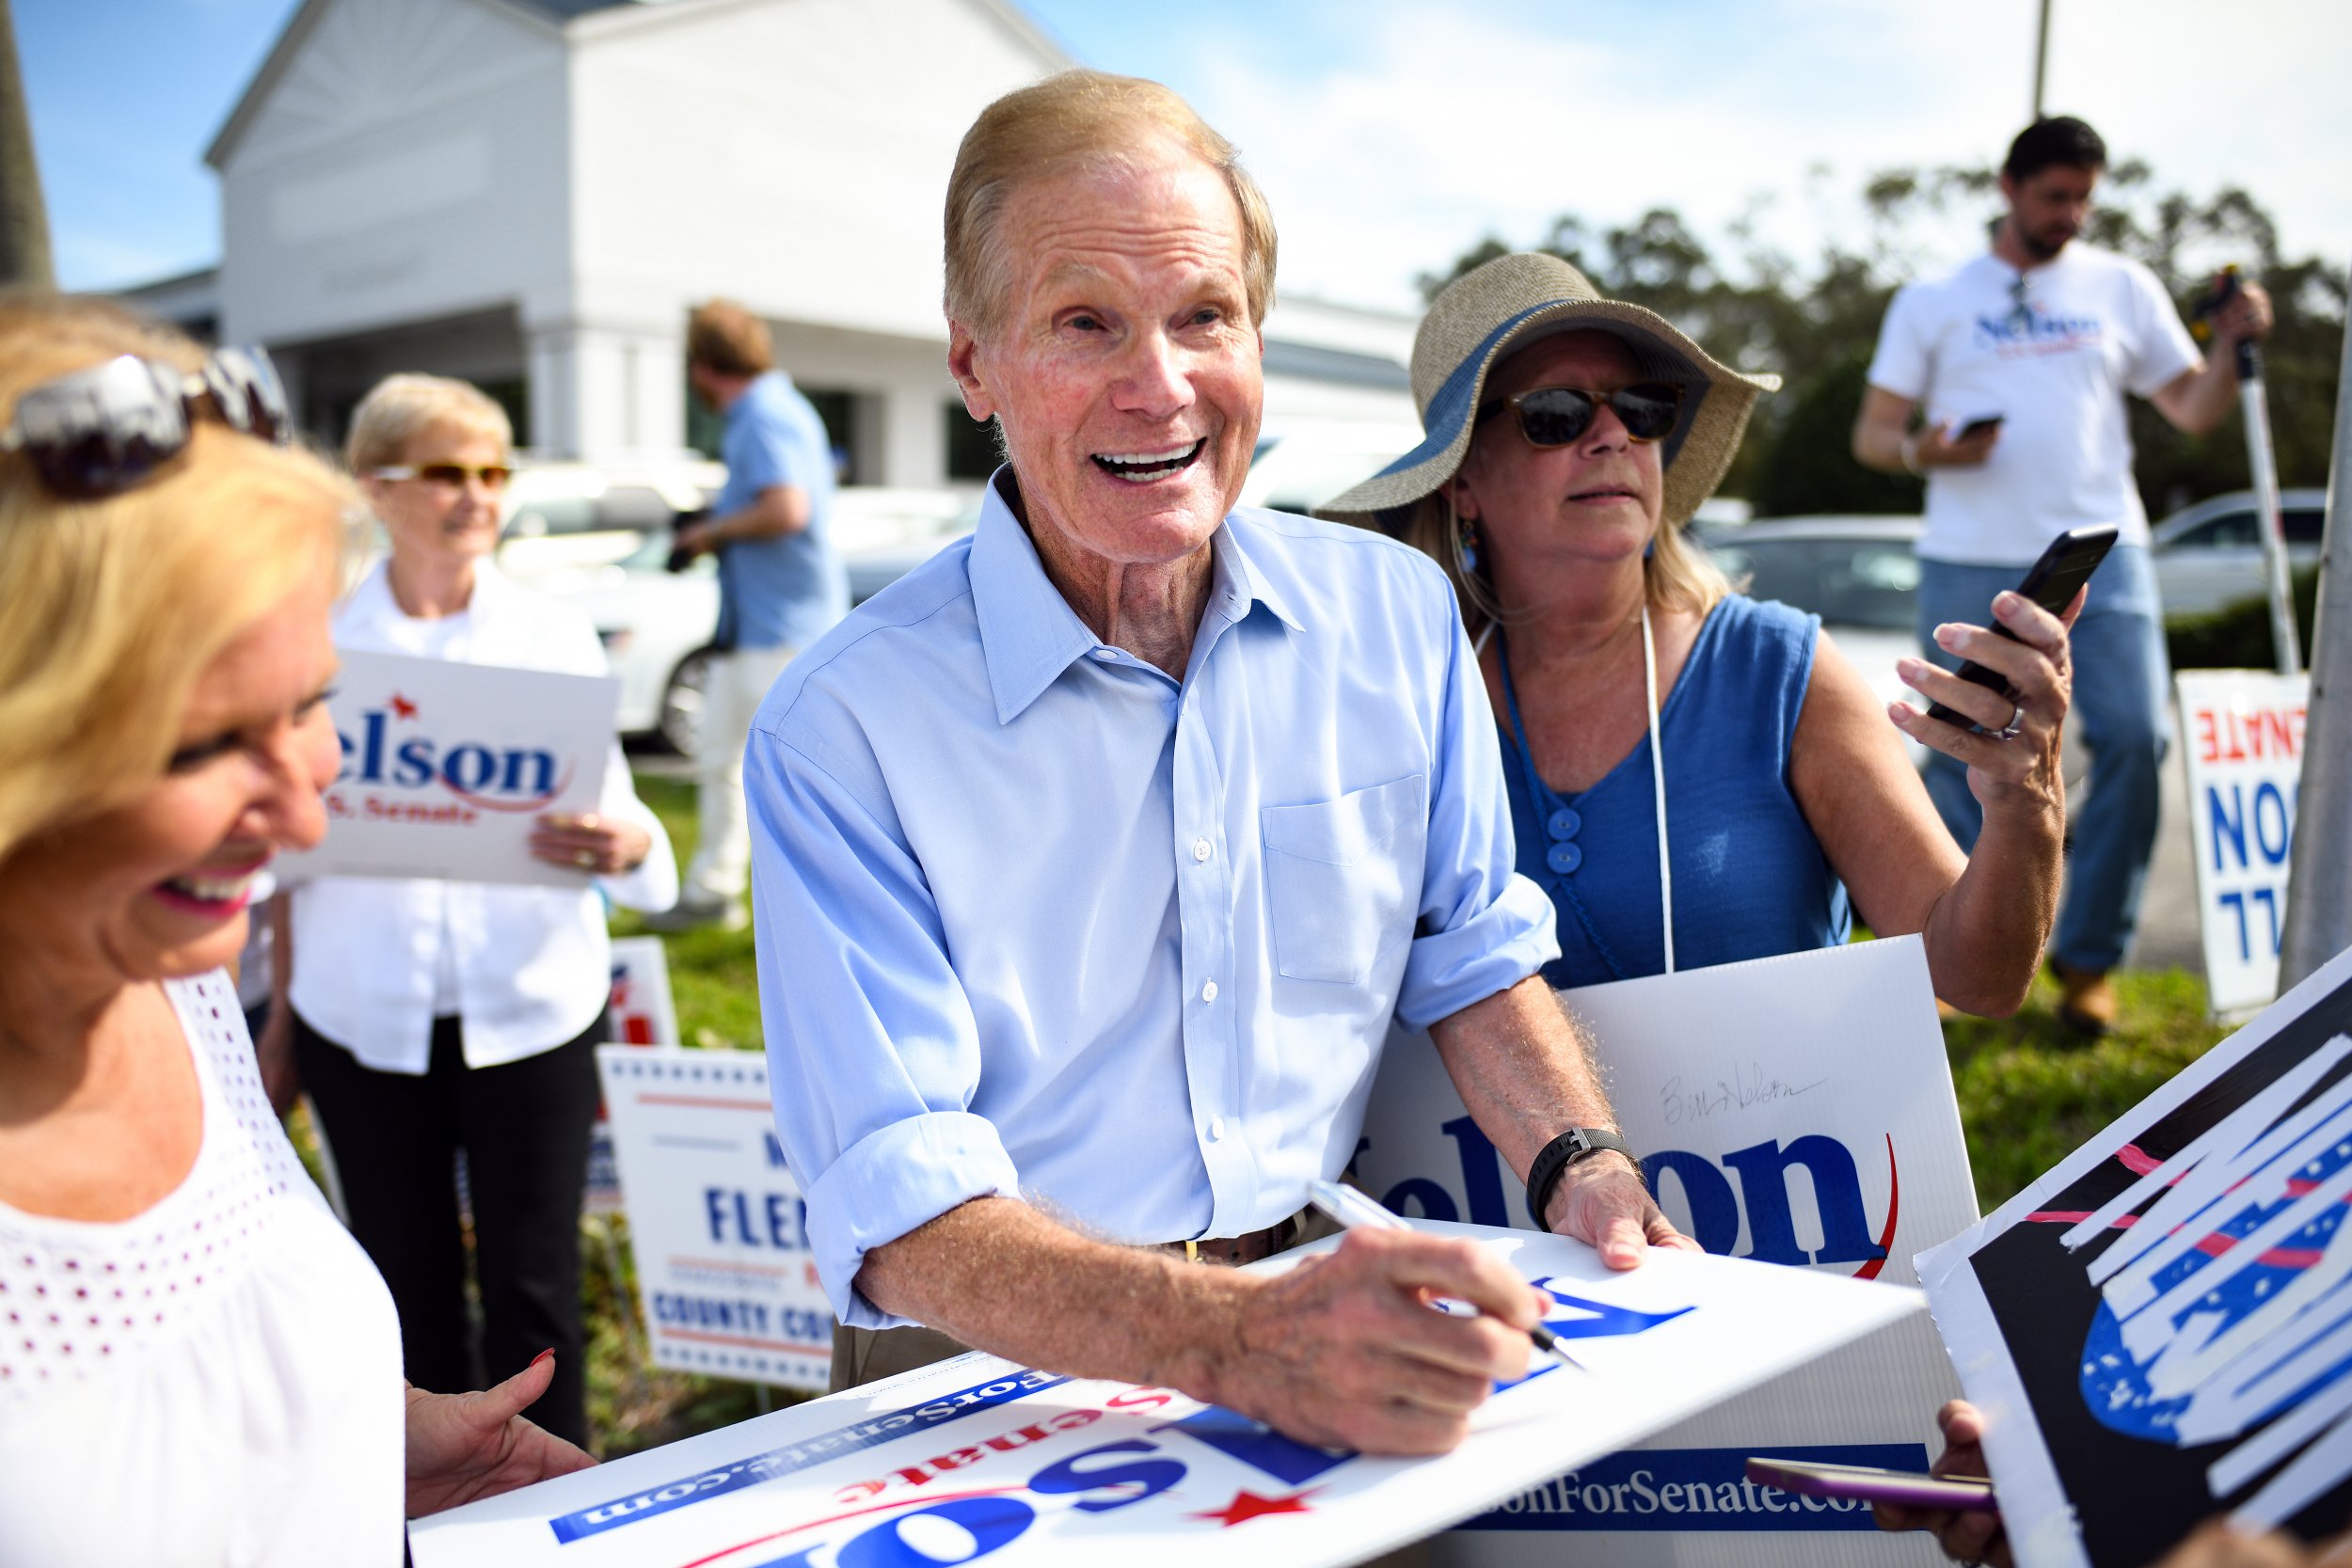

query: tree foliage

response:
[1422,164,2344,519]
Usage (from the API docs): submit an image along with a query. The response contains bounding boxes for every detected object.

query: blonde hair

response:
[0,293,357,863]
[345,372,513,472]
[1400,487,1731,641]
[945,70,1278,339]
[686,300,776,379]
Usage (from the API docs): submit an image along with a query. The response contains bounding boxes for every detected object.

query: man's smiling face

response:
[948,139,1263,577]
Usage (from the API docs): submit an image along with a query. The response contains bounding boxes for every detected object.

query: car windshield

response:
[1703,535,1921,630]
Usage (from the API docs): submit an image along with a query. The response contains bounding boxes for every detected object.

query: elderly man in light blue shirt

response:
[748,71,1687,1457]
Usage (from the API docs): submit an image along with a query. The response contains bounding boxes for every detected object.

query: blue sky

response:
[18,0,2351,307]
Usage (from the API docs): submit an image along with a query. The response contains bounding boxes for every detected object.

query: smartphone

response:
[1953,413,2005,440]
[1744,1457,1998,1513]
[1921,522,2119,729]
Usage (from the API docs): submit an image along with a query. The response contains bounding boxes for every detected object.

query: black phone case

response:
[1921,525,2119,729]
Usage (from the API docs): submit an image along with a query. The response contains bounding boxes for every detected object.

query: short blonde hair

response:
[345,372,513,473]
[0,293,357,863]
[686,300,776,379]
[945,70,1278,338]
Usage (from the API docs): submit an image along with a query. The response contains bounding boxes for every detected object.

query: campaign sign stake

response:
[276,648,619,888]
[1919,944,2352,1568]
[408,1224,1922,1568]
[1357,935,1975,1565]
[597,1047,833,1391]
[2177,671,2309,1019]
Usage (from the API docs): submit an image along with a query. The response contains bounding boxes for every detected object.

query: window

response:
[946,404,1002,482]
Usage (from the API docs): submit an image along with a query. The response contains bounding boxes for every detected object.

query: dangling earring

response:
[1450,491,1481,576]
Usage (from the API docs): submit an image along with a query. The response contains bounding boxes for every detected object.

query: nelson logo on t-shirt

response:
[1975,299,2105,357]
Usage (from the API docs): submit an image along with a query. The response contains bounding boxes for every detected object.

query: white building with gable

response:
[133,0,1414,486]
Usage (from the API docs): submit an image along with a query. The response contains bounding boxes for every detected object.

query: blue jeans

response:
[1916,545,2169,973]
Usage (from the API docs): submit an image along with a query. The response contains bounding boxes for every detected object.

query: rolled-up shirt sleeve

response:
[1394,575,1560,1030]
[745,721,1022,1330]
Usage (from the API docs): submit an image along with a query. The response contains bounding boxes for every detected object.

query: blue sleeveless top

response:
[1499,594,1851,989]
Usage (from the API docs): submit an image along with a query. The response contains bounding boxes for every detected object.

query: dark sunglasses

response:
[1475,382,1685,447]
[369,462,516,491]
[0,346,290,499]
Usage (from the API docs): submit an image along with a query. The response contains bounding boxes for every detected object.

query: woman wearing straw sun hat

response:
[1322,252,2070,1013]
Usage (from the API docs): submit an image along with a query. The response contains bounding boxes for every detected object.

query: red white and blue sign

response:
[408,1224,1922,1568]
[1355,935,1978,1565]
[596,1047,833,1391]
[278,648,618,888]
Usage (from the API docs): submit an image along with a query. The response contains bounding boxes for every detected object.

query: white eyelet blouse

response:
[0,970,405,1565]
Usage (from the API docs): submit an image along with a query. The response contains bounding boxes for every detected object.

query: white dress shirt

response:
[289,561,678,1073]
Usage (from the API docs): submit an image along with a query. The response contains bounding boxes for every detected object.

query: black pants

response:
[294,1009,604,1449]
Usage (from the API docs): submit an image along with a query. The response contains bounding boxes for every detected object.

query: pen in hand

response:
[1304,1179,1582,1372]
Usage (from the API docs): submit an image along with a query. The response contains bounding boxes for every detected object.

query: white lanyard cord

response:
[1641,601,1675,974]
[1477,607,1675,974]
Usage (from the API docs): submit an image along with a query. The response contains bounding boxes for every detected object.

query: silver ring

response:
[575,849,596,869]
[1991,703,2025,741]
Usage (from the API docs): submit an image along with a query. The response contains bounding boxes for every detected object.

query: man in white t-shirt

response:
[1854,116,2271,1033]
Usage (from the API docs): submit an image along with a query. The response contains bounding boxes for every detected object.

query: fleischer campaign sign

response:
[275,649,618,888]
[1921,944,2352,1568]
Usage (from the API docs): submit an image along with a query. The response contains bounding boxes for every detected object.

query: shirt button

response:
[1200,980,1219,1003]
[1208,1117,1227,1141]
[1548,807,1581,841]
[1093,648,1119,661]
[1547,842,1583,876]
[1192,839,1213,863]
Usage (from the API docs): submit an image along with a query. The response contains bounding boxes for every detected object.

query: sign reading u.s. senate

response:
[275,648,619,888]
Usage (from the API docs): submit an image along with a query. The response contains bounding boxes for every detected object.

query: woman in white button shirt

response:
[0,296,591,1564]
[267,373,677,1449]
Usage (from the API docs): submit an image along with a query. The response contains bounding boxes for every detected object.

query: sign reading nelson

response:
[276,648,620,887]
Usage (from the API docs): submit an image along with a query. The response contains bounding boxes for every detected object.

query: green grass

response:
[569,767,2242,1453]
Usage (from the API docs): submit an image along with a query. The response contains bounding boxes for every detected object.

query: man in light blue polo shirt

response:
[748,72,1687,1456]
[661,300,847,929]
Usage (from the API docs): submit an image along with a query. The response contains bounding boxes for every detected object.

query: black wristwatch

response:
[1525,1127,1637,1229]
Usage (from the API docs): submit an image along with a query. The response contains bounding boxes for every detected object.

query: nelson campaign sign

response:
[276,649,620,887]
[408,1225,1922,1568]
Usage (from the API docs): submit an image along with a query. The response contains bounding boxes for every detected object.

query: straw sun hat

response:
[1320,252,1780,529]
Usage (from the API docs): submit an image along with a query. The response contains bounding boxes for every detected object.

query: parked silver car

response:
[2149,488,2327,620]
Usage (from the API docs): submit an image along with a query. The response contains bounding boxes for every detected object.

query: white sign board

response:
[409,1223,1923,1568]
[608,937,681,1048]
[1918,944,2352,1568]
[1357,936,1975,1565]
[2177,671,2310,1018]
[277,649,619,888]
[585,940,685,1216]
[597,1047,833,1391]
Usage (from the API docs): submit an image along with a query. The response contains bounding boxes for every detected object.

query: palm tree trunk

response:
[0,0,54,289]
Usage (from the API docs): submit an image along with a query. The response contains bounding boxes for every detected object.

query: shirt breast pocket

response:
[1260,774,1429,985]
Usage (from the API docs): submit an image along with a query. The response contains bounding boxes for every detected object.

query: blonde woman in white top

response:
[0,296,590,1565]
[268,373,676,1449]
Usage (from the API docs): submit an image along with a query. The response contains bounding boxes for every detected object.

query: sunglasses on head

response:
[369,462,515,491]
[0,346,291,499]
[1475,382,1685,448]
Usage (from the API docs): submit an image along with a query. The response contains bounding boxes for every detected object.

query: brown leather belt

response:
[1153,1212,1303,1267]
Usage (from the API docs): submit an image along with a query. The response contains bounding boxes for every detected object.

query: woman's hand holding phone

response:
[1891,586,2078,817]
[1873,1400,2012,1566]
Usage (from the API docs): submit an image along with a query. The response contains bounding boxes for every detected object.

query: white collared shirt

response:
[287,561,679,1073]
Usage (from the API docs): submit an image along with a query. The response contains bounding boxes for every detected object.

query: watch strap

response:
[1525,1127,1636,1229]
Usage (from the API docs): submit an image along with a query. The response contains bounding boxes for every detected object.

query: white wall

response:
[565,0,1056,344]
[215,0,570,349]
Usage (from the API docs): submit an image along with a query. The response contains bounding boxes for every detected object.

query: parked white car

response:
[2149,488,2327,620]
[496,456,725,582]
[536,486,979,755]
[1698,515,1929,765]
[1243,420,1427,516]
